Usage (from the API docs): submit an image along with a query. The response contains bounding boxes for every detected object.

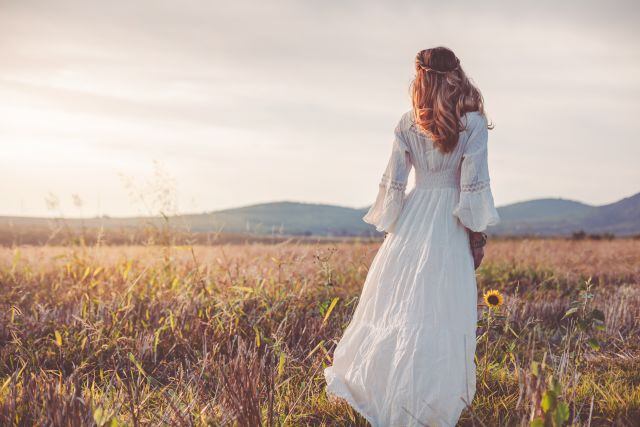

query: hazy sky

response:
[1,0,639,217]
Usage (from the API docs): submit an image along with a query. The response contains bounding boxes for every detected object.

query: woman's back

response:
[364,108,495,234]
[398,109,487,189]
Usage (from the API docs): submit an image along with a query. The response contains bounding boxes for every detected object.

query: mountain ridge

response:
[1,192,638,237]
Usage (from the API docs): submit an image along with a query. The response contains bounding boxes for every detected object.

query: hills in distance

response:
[489,193,639,236]
[1,192,639,238]
[187,192,640,236]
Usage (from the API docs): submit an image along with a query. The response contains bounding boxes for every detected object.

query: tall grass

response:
[0,240,638,426]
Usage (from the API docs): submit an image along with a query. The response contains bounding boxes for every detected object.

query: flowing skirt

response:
[324,187,478,427]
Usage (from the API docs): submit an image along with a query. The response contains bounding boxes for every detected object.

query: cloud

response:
[1,0,639,216]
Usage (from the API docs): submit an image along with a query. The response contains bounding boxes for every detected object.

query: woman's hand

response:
[467,229,487,270]
[471,246,484,270]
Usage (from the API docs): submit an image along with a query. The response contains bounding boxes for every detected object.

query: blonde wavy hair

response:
[411,47,491,153]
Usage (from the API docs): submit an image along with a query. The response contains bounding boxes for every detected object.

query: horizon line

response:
[2,191,637,220]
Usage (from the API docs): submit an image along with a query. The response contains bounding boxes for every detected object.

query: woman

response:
[323,47,500,426]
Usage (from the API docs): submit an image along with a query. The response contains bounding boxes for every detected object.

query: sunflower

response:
[483,289,504,309]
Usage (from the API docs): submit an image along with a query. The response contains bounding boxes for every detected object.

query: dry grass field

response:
[1,239,639,426]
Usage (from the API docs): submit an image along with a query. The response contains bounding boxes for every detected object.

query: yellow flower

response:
[483,289,504,309]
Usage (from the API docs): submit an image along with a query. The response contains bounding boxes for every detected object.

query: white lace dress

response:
[324,110,500,427]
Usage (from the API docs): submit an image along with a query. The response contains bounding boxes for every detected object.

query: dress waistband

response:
[414,169,460,190]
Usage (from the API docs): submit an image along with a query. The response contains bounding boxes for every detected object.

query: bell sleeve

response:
[452,114,500,232]
[363,124,412,234]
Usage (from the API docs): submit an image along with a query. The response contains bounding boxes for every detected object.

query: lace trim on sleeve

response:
[380,173,407,191]
[460,180,491,193]
[364,173,408,233]
[453,184,500,232]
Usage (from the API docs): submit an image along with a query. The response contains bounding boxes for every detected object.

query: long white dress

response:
[323,110,500,427]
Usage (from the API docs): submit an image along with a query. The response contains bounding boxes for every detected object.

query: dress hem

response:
[324,367,378,427]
